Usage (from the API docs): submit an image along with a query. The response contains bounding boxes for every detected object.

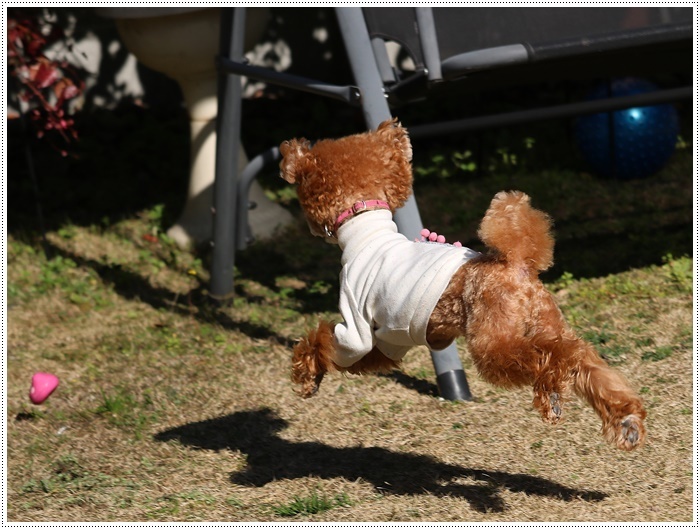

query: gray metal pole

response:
[415,7,442,82]
[236,147,281,251]
[410,86,692,139]
[335,7,471,401]
[210,7,246,301]
[335,8,392,128]
[335,8,426,242]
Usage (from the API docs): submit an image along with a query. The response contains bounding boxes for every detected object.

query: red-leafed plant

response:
[8,8,86,155]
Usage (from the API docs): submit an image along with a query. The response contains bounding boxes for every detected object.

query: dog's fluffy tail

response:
[478,191,554,272]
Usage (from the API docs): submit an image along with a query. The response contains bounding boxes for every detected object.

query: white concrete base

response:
[165,143,294,251]
[113,7,293,250]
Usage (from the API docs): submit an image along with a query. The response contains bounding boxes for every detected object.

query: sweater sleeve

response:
[332,272,375,368]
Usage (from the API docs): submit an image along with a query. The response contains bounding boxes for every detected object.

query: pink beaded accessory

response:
[418,228,462,247]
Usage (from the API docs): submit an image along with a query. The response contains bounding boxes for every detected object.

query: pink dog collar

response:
[335,200,390,231]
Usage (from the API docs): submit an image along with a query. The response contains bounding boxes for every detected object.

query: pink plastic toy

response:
[29,372,59,404]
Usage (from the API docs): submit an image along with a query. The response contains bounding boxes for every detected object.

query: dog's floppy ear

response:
[376,118,412,163]
[279,138,312,184]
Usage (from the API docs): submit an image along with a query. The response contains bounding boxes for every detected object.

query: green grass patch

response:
[94,388,159,438]
[21,454,138,496]
[661,254,693,293]
[272,492,352,517]
[8,243,113,310]
[642,346,675,362]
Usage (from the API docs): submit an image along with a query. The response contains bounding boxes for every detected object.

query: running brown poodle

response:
[279,118,646,451]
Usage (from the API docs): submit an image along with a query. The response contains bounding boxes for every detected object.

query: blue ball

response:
[574,78,679,179]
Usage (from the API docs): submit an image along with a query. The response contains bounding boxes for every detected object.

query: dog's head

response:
[279,118,413,242]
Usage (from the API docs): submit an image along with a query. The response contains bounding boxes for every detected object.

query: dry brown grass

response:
[6,164,693,522]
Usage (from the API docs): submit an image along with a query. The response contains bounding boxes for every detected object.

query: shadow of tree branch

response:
[45,241,295,347]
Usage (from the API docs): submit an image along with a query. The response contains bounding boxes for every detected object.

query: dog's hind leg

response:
[572,341,647,450]
[291,320,336,398]
[530,342,576,425]
[533,373,567,425]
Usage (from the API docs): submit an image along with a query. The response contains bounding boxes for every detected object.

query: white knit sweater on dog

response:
[333,209,479,367]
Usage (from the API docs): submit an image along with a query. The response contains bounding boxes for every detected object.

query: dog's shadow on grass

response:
[154,407,607,513]
[382,371,440,397]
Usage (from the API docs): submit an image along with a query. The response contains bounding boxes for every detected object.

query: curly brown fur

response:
[439,191,646,450]
[291,320,336,398]
[280,118,413,241]
[478,191,554,271]
[291,320,400,398]
[281,122,646,450]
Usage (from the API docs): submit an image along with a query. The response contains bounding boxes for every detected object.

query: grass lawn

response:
[6,106,694,521]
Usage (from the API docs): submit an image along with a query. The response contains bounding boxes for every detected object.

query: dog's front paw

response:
[291,340,324,398]
[290,320,336,398]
